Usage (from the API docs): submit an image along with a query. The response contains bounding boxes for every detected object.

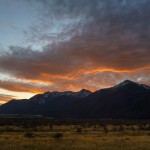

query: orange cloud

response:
[0,94,16,104]
[0,80,46,93]
[0,66,150,95]
[0,0,150,95]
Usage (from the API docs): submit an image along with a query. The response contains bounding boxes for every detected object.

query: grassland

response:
[0,117,150,150]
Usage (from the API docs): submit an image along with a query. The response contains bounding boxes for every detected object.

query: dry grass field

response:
[0,118,150,150]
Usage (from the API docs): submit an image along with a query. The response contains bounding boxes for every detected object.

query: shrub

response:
[130,126,135,131]
[103,125,108,134]
[24,132,34,138]
[76,127,82,134]
[112,126,117,132]
[52,133,63,139]
[118,125,124,132]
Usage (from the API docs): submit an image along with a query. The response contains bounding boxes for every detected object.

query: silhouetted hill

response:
[70,80,150,118]
[0,89,92,117]
[0,80,150,119]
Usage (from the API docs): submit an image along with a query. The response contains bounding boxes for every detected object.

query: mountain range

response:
[0,80,150,119]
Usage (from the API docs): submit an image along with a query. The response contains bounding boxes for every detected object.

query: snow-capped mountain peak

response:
[30,89,92,104]
[114,80,150,90]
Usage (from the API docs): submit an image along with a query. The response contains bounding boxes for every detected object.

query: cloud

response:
[0,70,150,94]
[0,94,16,104]
[0,0,150,93]
[0,79,51,93]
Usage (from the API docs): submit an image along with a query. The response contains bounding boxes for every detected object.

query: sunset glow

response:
[0,0,150,104]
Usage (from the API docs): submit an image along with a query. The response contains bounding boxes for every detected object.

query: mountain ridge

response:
[0,80,150,119]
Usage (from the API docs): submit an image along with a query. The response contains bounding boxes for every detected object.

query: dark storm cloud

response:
[0,0,150,92]
[25,0,150,70]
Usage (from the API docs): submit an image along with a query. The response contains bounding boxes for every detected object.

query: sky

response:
[0,0,150,104]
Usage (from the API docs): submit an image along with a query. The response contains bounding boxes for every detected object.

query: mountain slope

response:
[0,80,150,119]
[70,80,150,118]
[0,89,91,117]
